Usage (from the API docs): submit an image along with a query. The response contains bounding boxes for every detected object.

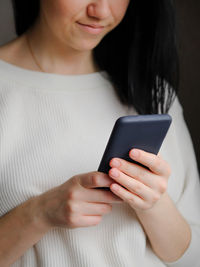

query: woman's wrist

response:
[135,192,191,262]
[15,195,53,234]
[0,196,53,266]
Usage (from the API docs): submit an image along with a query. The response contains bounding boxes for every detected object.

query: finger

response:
[80,202,112,216]
[109,168,158,202]
[109,183,149,210]
[67,200,112,216]
[110,158,157,189]
[70,215,102,228]
[84,187,123,203]
[78,172,114,189]
[158,152,162,158]
[75,183,123,203]
[129,149,170,176]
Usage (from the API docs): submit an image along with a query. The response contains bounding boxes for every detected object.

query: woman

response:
[0,0,199,266]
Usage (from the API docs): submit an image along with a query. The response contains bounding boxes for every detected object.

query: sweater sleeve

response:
[163,97,200,267]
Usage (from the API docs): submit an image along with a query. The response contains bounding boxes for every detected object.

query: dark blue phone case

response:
[97,114,172,190]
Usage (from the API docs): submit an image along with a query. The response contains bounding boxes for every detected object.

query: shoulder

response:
[167,96,186,139]
[0,38,18,62]
[0,35,28,66]
[168,96,184,122]
[0,36,30,92]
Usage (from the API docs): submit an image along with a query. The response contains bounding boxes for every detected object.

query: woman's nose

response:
[87,0,111,20]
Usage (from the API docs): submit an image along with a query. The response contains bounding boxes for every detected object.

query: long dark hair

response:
[12,0,179,114]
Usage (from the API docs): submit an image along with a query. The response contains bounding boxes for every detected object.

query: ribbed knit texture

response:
[0,60,200,267]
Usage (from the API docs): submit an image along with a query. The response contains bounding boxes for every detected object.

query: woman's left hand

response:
[108,148,171,211]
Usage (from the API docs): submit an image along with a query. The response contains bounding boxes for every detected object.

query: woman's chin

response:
[74,40,102,52]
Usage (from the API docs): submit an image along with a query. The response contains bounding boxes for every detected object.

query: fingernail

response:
[131,149,139,158]
[111,159,121,167]
[110,169,119,178]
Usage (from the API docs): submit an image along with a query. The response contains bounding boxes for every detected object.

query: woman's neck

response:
[25,17,100,75]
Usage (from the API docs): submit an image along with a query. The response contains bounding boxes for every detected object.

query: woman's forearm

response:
[0,196,51,267]
[135,192,191,263]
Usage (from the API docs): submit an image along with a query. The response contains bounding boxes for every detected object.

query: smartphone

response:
[96,114,172,190]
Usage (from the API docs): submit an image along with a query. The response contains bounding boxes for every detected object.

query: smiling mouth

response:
[77,22,105,34]
[77,22,105,28]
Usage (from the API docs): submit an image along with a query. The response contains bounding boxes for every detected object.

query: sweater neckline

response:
[0,59,110,91]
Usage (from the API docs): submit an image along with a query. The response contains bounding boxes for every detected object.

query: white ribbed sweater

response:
[0,60,200,267]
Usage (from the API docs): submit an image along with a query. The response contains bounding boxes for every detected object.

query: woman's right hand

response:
[36,171,123,229]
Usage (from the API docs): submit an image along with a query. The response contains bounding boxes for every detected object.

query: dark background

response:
[0,0,200,172]
[175,0,200,172]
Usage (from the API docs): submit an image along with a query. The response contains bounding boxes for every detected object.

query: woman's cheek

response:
[110,0,130,27]
[41,0,74,20]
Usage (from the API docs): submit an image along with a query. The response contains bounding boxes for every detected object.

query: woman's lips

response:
[77,22,104,34]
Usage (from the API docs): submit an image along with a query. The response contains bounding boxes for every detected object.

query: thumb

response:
[78,171,114,189]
